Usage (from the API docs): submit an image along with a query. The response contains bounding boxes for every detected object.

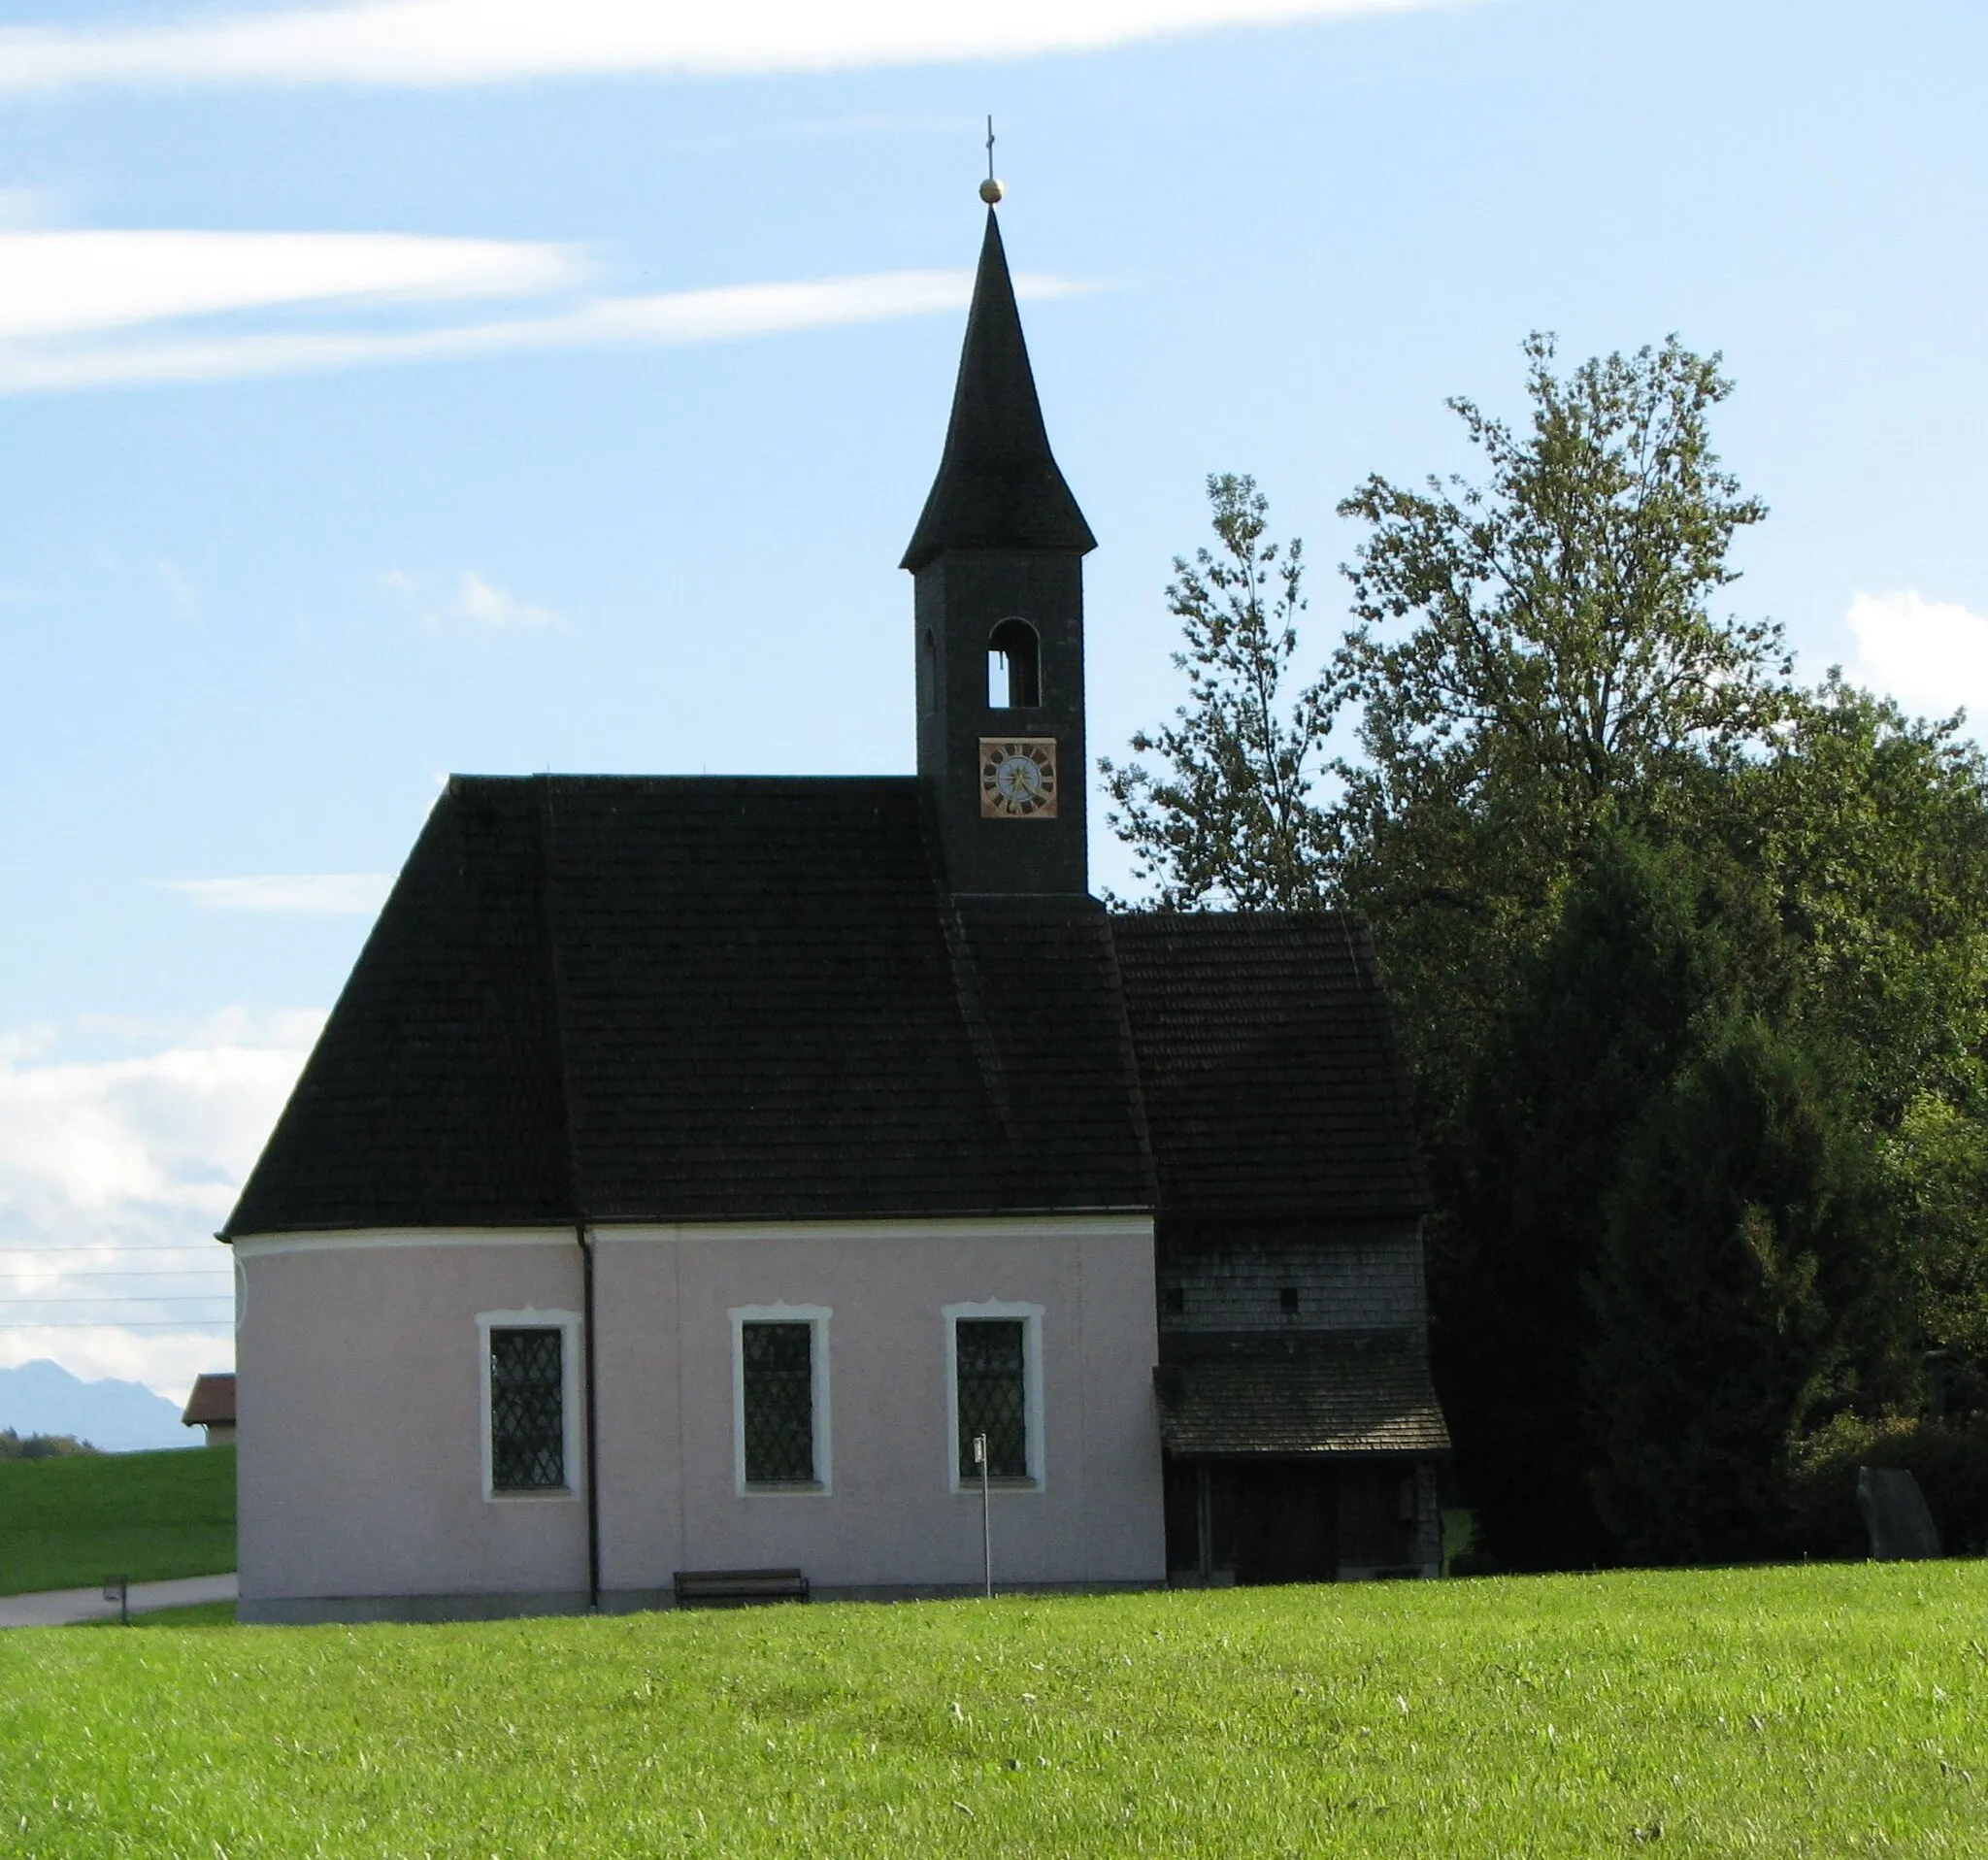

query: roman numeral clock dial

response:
[979,738,1058,818]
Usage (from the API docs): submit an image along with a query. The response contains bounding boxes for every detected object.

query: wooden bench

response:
[673,1568,811,1608]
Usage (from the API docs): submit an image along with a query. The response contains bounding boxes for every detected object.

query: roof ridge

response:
[537,777,587,1228]
[1095,918,1160,1197]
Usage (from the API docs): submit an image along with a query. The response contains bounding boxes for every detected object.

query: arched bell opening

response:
[986,617,1042,709]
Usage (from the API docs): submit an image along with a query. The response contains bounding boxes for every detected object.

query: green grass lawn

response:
[77,1600,238,1629]
[0,1445,233,1596]
[6,1561,1987,1856]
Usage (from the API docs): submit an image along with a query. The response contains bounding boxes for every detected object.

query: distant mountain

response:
[0,1360,197,1452]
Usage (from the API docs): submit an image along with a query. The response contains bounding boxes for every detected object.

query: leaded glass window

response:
[956,1318,1028,1479]
[742,1321,814,1484]
[490,1326,565,1491]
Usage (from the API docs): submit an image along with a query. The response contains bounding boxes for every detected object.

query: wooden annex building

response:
[221,199,1448,1622]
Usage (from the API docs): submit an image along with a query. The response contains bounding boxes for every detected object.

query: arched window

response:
[919,629,937,715]
[987,618,1041,709]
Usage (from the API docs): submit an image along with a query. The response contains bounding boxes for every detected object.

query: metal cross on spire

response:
[979,116,1005,205]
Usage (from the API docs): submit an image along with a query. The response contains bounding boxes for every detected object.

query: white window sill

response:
[486,1485,580,1504]
[957,1477,1042,1494]
[742,1479,828,1497]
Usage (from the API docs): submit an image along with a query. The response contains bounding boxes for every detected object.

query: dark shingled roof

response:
[900,210,1096,572]
[1112,913,1431,1221]
[1154,1331,1449,1456]
[224,776,1156,1236]
[228,777,574,1231]
[223,793,1431,1237]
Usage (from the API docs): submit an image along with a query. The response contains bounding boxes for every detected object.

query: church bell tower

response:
[904,197,1096,898]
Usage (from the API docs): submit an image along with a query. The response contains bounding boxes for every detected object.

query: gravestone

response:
[1856,1465,1941,1561]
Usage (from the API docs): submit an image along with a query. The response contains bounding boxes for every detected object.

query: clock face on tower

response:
[979,738,1059,818]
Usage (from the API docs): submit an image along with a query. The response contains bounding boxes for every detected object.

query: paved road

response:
[0,1573,237,1628]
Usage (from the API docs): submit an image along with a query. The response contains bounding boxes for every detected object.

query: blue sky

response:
[1,0,1983,1403]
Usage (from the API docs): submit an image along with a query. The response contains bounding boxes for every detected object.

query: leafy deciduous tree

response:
[1099,474,1332,910]
[1710,676,1988,1125]
[1108,340,1988,1569]
[1331,333,1789,1113]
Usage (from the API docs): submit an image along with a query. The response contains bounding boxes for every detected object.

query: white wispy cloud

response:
[0,263,1079,395]
[0,0,1462,93]
[0,187,64,230]
[167,874,394,914]
[1845,589,1988,725]
[455,572,560,630]
[388,569,564,633]
[0,1331,222,1407]
[0,1011,323,1401]
[154,557,200,622]
[0,230,582,342]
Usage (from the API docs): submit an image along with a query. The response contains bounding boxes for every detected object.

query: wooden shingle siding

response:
[1157,1222,1427,1336]
[1154,1332,1449,1457]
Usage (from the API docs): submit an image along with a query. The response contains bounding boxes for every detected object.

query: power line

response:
[0,1319,232,1329]
[0,1271,231,1280]
[0,1295,234,1312]
[0,1247,231,1257]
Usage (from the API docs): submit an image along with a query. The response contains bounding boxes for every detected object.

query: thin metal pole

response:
[580,1225,601,1611]
[975,1432,992,1598]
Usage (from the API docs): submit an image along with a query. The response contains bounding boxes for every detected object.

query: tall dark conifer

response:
[1586,1018,1903,1564]
[1439,831,1762,1568]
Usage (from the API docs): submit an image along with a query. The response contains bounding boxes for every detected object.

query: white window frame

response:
[478,1308,583,1504]
[730,1304,832,1497]
[944,1301,1044,1494]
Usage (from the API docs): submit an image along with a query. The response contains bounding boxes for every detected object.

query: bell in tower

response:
[903,189,1096,898]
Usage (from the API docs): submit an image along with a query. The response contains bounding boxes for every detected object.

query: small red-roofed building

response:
[181,1372,236,1446]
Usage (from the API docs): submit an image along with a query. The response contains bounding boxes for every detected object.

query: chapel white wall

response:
[593,1220,1163,1595]
[234,1232,588,1607]
[234,1217,1163,1610]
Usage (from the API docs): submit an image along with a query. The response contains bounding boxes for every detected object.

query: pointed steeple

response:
[901,210,1096,573]
[907,193,1095,898]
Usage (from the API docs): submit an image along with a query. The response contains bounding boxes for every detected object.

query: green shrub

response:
[1785,1412,1988,1557]
[0,1430,99,1461]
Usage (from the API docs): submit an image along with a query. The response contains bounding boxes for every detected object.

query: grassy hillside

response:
[7,1561,1987,1856]
[0,1445,233,1596]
